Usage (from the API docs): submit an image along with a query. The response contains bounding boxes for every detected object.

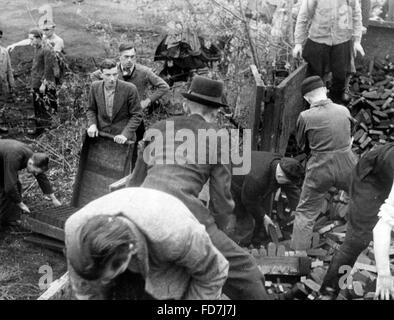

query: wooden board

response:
[38,272,72,300]
[24,133,135,240]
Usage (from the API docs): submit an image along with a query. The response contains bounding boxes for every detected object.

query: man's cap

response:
[119,43,135,53]
[301,76,325,96]
[181,75,227,108]
[29,28,43,38]
[279,157,305,184]
[41,20,56,29]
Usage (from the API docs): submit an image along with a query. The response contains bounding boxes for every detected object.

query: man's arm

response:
[7,39,31,51]
[209,163,235,229]
[5,50,15,90]
[87,85,99,128]
[176,226,229,300]
[294,0,315,45]
[121,86,143,141]
[145,68,170,103]
[352,0,363,43]
[373,180,394,299]
[296,114,307,152]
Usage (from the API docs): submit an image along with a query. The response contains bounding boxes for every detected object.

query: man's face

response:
[99,249,133,285]
[42,27,55,38]
[28,34,41,48]
[102,66,119,89]
[119,48,137,70]
[27,159,44,175]
[276,164,292,185]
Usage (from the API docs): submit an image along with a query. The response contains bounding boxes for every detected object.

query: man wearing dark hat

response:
[231,151,304,246]
[291,76,357,251]
[28,28,58,134]
[127,75,274,300]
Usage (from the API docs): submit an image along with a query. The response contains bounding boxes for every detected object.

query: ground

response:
[0,0,177,300]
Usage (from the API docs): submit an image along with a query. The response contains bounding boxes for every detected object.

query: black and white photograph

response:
[0,0,394,309]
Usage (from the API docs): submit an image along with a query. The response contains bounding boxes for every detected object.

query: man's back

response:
[298,99,352,152]
[141,113,234,227]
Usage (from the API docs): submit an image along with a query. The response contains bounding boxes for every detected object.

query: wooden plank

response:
[20,215,65,242]
[24,235,64,253]
[38,272,72,300]
[249,64,265,151]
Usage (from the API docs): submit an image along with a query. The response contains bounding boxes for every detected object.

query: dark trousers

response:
[303,38,351,103]
[207,223,272,300]
[320,223,372,295]
[0,182,22,226]
[32,87,57,130]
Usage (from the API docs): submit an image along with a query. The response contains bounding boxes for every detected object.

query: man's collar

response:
[120,63,135,75]
[310,99,332,108]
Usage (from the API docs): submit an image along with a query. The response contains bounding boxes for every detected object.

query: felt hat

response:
[301,76,325,96]
[182,75,227,108]
[279,157,305,184]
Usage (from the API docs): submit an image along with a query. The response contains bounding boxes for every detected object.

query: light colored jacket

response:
[65,187,229,300]
[294,0,363,46]
[0,46,14,94]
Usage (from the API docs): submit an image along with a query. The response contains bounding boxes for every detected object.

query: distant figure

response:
[87,59,143,144]
[0,139,61,229]
[28,28,58,134]
[7,21,64,53]
[0,30,15,105]
[65,188,229,300]
[293,0,365,104]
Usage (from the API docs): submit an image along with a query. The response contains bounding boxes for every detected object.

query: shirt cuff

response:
[378,202,394,228]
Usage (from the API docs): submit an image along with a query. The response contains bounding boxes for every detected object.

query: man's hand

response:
[293,44,303,58]
[39,82,46,94]
[114,134,128,144]
[354,41,365,57]
[140,98,151,109]
[375,274,394,300]
[49,194,62,207]
[362,26,367,35]
[18,202,31,214]
[223,214,237,237]
[7,45,15,52]
[263,214,275,233]
[87,124,99,138]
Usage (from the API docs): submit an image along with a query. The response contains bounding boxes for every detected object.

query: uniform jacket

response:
[231,151,301,218]
[0,140,52,203]
[31,43,57,89]
[0,46,14,95]
[87,80,143,140]
[65,188,229,300]
[91,63,169,103]
[349,143,394,236]
[129,113,235,229]
[294,0,363,46]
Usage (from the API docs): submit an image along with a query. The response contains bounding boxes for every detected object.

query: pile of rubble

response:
[246,191,383,300]
[350,55,394,157]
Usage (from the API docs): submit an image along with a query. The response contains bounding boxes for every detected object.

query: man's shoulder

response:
[117,79,138,92]
[135,63,153,74]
